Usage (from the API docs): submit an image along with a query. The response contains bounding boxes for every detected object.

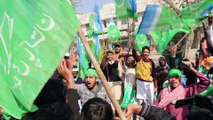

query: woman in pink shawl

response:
[155,61,210,120]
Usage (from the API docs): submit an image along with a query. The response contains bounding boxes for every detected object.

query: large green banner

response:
[0,0,79,119]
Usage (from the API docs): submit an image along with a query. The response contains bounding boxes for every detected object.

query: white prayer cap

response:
[64,52,70,57]
[72,67,78,72]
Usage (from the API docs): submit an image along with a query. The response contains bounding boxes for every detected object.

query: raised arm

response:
[169,45,177,69]
[131,41,141,62]
[57,54,80,119]
[182,61,210,95]
[125,103,175,120]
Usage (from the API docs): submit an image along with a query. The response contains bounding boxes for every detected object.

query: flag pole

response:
[77,28,126,120]
[175,33,188,46]
[175,29,194,46]
[163,0,180,15]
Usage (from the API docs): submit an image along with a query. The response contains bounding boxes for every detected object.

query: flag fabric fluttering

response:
[135,34,150,54]
[88,3,103,63]
[114,0,138,20]
[137,0,213,54]
[88,13,95,38]
[91,34,102,62]
[88,3,103,38]
[200,4,213,17]
[138,4,190,53]
[181,0,213,28]
[77,35,89,78]
[94,3,103,33]
[108,18,121,42]
[0,0,79,119]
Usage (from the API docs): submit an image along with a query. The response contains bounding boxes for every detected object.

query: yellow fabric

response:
[136,59,153,81]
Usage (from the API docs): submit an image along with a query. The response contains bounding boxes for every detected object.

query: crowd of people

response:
[19,37,212,120]
[0,14,213,120]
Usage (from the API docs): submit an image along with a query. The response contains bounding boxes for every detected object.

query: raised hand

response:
[181,61,192,69]
[57,60,75,88]
[125,104,142,120]
[182,61,197,73]
[131,41,136,48]
[171,45,177,57]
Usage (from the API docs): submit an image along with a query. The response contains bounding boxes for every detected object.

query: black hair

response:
[22,102,74,120]
[114,43,121,47]
[178,59,190,71]
[178,59,198,85]
[142,46,150,53]
[81,97,113,120]
[34,79,66,107]
[106,51,113,55]
[73,65,78,69]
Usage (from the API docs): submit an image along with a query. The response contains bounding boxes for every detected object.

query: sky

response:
[75,0,114,14]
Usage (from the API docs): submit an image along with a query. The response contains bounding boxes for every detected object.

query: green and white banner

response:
[0,0,79,118]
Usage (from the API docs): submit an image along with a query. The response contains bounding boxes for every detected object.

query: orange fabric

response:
[201,57,213,70]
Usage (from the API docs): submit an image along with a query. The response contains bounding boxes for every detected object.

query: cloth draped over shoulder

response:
[156,85,186,110]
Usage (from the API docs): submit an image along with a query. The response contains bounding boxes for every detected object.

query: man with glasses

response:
[155,61,210,120]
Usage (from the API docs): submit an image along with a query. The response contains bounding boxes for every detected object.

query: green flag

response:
[120,84,136,108]
[114,0,138,20]
[135,34,150,54]
[138,4,190,53]
[88,13,95,38]
[88,3,103,38]
[77,35,89,78]
[138,1,213,53]
[108,18,121,42]
[181,0,213,28]
[91,35,102,62]
[149,6,190,53]
[0,0,79,119]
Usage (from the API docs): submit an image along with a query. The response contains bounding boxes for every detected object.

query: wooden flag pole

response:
[175,28,194,46]
[175,33,188,46]
[77,28,126,120]
[163,0,180,15]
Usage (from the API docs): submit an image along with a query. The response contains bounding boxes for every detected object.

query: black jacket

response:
[139,102,176,120]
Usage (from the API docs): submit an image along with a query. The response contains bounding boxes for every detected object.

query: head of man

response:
[72,66,78,79]
[81,97,113,120]
[126,56,136,68]
[141,46,150,59]
[114,43,121,53]
[168,69,182,89]
[106,51,114,62]
[159,56,166,67]
[85,69,98,90]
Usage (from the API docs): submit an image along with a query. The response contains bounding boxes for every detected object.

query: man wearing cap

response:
[77,68,111,106]
[58,61,111,106]
[77,69,111,105]
[113,43,127,61]
[72,65,84,84]
[155,61,210,120]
